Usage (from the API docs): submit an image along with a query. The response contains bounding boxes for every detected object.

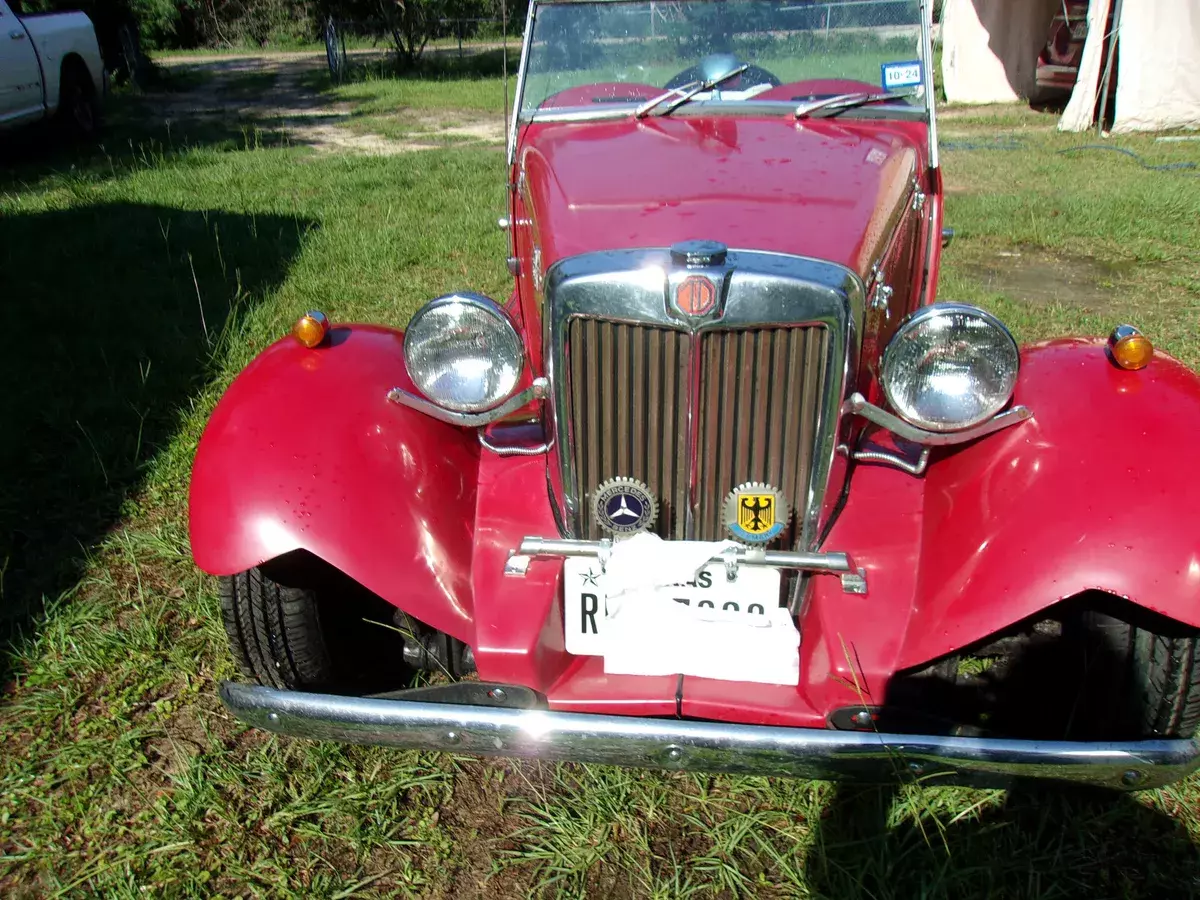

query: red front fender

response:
[189,325,479,644]
[897,338,1200,668]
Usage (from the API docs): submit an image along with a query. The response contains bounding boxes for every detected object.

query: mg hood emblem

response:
[669,240,727,319]
[675,275,717,317]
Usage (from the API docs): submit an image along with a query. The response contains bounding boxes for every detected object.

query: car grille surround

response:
[545,249,863,551]
[565,321,831,544]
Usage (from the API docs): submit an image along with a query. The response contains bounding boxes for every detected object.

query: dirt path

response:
[150,50,506,155]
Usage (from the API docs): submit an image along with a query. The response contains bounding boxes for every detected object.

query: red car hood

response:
[518,116,922,280]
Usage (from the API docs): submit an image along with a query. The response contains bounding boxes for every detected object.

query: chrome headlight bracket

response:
[843,393,1032,447]
[388,377,549,427]
[841,392,1031,476]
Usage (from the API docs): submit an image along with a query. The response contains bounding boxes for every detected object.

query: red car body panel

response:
[899,340,1200,664]
[518,116,926,277]
[510,115,932,374]
[189,326,479,644]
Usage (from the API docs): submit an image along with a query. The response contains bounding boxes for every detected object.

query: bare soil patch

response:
[151,52,504,155]
[961,246,1132,309]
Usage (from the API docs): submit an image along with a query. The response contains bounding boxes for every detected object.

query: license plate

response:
[563,556,782,656]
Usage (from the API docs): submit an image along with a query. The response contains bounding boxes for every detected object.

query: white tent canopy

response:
[940,0,1200,133]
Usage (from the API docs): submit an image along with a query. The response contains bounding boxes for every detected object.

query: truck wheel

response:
[219,553,408,693]
[1078,608,1200,738]
[56,59,100,141]
[220,566,334,690]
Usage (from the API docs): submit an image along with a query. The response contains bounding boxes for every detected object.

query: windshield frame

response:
[508,0,938,164]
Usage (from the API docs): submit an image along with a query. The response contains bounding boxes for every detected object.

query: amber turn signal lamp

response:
[1107,324,1153,371]
[293,310,330,348]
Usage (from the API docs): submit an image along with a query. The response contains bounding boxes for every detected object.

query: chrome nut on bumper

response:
[221,683,1200,791]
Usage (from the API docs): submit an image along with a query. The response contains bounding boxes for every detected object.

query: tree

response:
[321,0,496,69]
[378,0,439,67]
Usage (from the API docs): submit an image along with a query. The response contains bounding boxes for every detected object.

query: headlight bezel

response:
[880,302,1020,434]
[403,292,526,414]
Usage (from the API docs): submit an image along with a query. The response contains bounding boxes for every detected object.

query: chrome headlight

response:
[881,303,1019,432]
[404,293,524,413]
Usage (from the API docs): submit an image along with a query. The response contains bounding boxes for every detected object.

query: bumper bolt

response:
[851,710,873,728]
[665,745,684,763]
[908,761,924,776]
[267,712,279,723]
[446,730,461,745]
[1122,769,1144,787]
[489,688,507,702]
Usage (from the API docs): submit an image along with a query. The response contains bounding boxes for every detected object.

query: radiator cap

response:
[670,240,727,268]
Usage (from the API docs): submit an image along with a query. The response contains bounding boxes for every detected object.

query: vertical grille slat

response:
[566,320,829,546]
[716,333,737,533]
[765,330,787,485]
[646,331,662,499]
[582,320,600,503]
[616,324,632,477]
[630,327,646,484]
[660,330,677,533]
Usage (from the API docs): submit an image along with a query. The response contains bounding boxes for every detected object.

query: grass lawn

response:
[1,72,1200,897]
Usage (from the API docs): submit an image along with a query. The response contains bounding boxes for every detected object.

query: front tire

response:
[220,566,334,690]
[1078,607,1200,738]
[219,553,410,693]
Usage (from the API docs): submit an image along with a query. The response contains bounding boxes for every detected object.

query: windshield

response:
[518,0,928,119]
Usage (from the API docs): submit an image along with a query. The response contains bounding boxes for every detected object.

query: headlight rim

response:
[880,301,1020,434]
[404,291,525,414]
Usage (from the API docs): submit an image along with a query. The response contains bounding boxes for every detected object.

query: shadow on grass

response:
[0,109,293,190]
[806,784,1199,898]
[0,201,313,687]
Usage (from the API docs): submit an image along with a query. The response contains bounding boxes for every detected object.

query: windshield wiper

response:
[793,91,911,120]
[635,64,750,119]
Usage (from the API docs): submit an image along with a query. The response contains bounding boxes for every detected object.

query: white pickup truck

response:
[0,0,103,137]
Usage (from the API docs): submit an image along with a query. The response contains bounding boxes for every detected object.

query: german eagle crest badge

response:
[722,481,789,543]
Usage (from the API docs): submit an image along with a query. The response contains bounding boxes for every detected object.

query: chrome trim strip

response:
[844,393,1032,447]
[221,682,1200,790]
[921,0,939,170]
[479,431,553,456]
[851,446,931,477]
[507,0,537,165]
[519,103,930,126]
[388,377,549,428]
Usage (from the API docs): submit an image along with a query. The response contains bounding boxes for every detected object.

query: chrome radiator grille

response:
[564,319,831,543]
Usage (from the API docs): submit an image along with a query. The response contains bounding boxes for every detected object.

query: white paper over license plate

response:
[563,557,782,656]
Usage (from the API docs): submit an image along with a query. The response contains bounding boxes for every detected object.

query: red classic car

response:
[192,0,1200,790]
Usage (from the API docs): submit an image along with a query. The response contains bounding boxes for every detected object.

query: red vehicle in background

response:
[192,0,1200,790]
[1035,0,1116,100]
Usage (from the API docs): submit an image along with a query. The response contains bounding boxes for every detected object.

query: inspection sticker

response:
[881,60,923,91]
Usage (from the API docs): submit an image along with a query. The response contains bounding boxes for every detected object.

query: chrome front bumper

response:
[221,683,1200,790]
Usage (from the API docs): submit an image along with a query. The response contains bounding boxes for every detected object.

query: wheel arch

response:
[190,324,481,649]
[897,339,1200,671]
[57,52,91,93]
[885,589,1200,740]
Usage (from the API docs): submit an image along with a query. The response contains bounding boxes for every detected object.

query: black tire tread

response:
[219,567,334,690]
[1084,609,1200,738]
